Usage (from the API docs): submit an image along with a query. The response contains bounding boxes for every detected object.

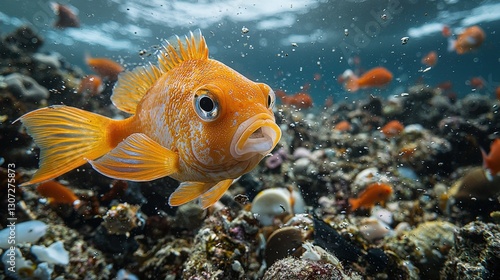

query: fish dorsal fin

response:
[157,29,209,73]
[111,63,162,114]
[110,30,208,114]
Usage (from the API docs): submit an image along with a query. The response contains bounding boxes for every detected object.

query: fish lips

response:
[230,113,281,161]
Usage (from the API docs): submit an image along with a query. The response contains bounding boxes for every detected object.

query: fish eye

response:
[194,91,219,121]
[267,89,276,109]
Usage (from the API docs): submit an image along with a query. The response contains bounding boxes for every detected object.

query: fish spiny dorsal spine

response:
[111,30,208,115]
[157,29,209,73]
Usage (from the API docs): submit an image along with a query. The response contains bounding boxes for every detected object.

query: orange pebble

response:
[381,120,404,137]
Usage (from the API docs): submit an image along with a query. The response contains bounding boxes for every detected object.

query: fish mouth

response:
[230,113,281,161]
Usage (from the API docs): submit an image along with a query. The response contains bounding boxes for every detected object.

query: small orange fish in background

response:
[381,120,404,137]
[468,76,485,90]
[18,30,281,209]
[496,86,500,101]
[276,90,313,109]
[481,138,500,180]
[85,55,124,81]
[342,67,393,92]
[442,25,452,37]
[51,2,80,28]
[302,82,311,92]
[324,96,333,108]
[437,81,453,92]
[349,182,393,211]
[78,75,104,96]
[421,51,438,67]
[451,25,485,54]
[101,180,128,202]
[334,120,351,132]
[37,180,81,208]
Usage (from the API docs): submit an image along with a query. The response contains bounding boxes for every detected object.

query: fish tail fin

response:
[480,147,488,166]
[341,69,359,92]
[348,198,360,211]
[480,147,494,181]
[344,75,359,92]
[17,105,121,186]
[84,52,93,66]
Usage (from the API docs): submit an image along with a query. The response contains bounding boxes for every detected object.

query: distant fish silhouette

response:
[421,51,438,67]
[85,55,124,81]
[449,25,485,54]
[342,67,393,92]
[51,2,80,28]
[275,90,313,109]
[78,75,104,96]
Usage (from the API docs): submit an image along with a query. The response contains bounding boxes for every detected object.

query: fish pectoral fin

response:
[345,76,359,92]
[168,181,214,207]
[88,133,179,181]
[199,179,234,209]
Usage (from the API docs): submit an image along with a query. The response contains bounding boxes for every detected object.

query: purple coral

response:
[265,147,287,170]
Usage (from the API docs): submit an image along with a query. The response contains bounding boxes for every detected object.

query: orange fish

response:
[442,25,452,38]
[17,30,281,209]
[334,120,351,132]
[276,90,313,109]
[85,55,124,81]
[37,180,81,207]
[437,81,453,92]
[451,25,485,54]
[343,67,393,92]
[324,96,333,108]
[349,182,393,211]
[302,82,311,92]
[468,76,485,89]
[101,180,128,202]
[481,138,500,180]
[51,2,80,28]
[496,86,500,101]
[421,51,438,67]
[381,120,404,137]
[313,73,322,81]
[78,75,104,96]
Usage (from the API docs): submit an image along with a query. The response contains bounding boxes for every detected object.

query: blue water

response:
[1,0,499,104]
